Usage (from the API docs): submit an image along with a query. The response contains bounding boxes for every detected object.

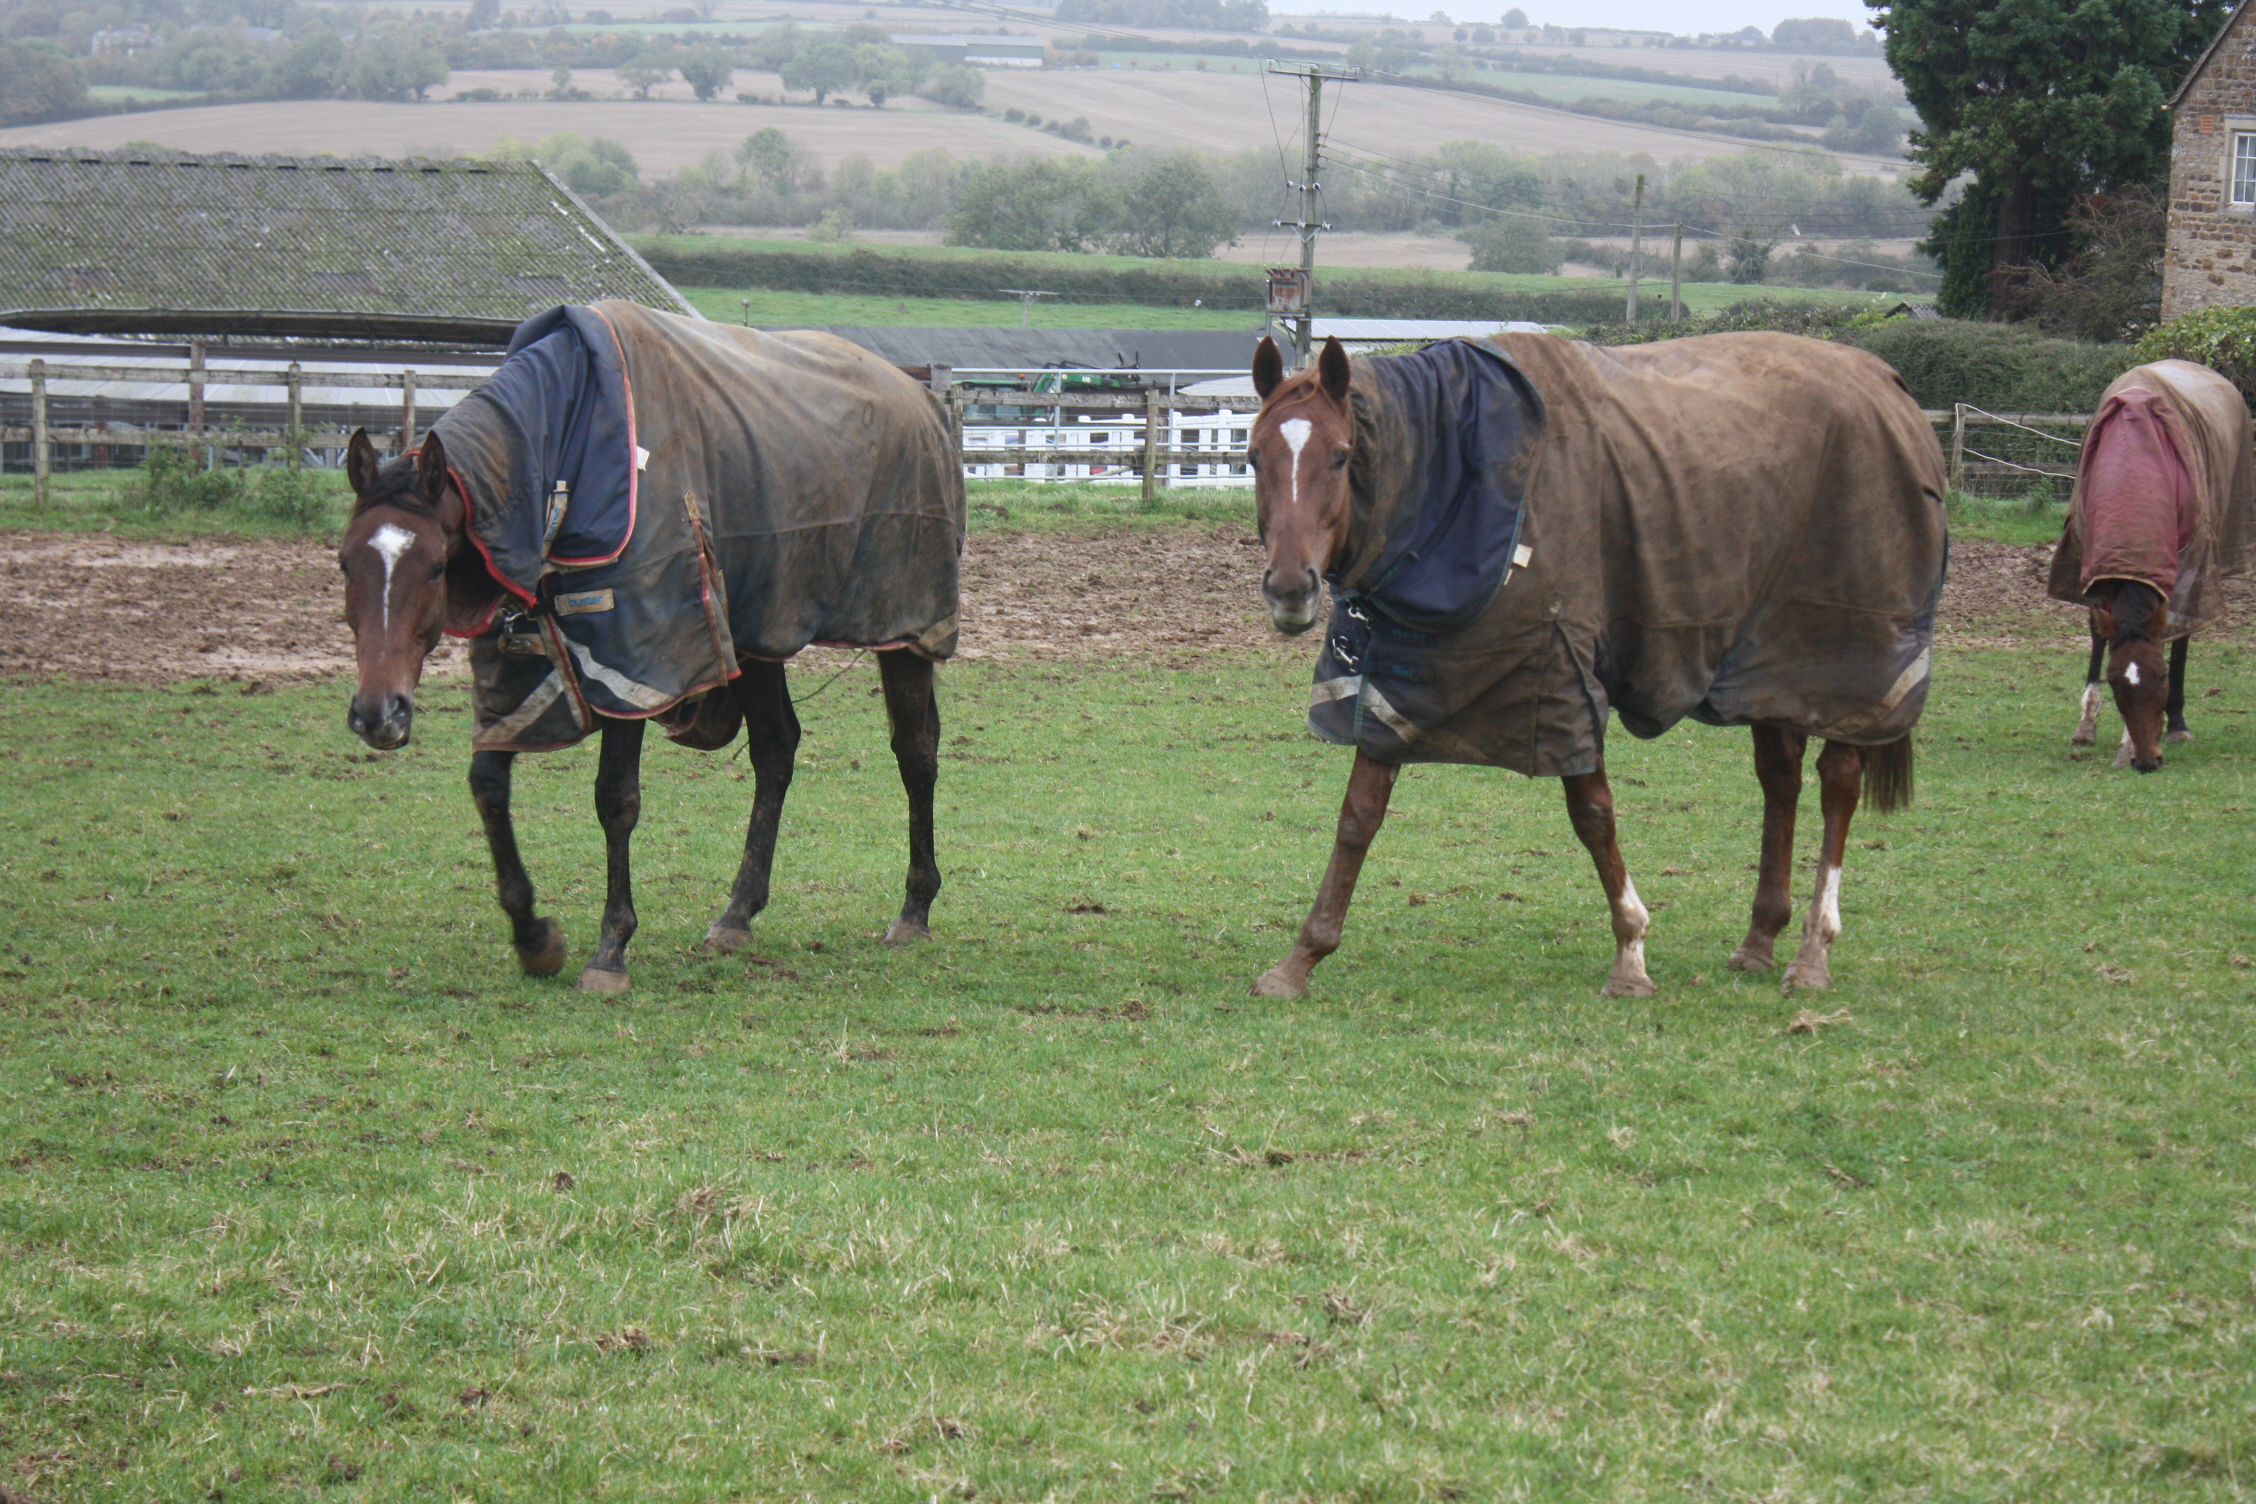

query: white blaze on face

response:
[1278,417,1313,510]
[2123,661,2142,687]
[368,522,415,633]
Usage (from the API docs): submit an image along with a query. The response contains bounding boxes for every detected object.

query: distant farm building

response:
[2164,0,2256,319]
[0,147,693,343]
[888,32,1047,66]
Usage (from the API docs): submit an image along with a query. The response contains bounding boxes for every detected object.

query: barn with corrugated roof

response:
[0,146,693,342]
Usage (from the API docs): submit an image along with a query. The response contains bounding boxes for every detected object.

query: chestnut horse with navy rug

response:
[2048,360,2256,771]
[338,301,964,992]
[1245,333,1947,998]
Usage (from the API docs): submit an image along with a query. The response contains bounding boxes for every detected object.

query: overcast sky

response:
[1421,0,1881,36]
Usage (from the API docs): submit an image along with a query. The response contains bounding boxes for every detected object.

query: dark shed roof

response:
[0,147,694,342]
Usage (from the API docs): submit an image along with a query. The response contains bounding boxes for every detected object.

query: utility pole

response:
[999,288,1056,329]
[1625,172,1646,324]
[1266,60,1359,367]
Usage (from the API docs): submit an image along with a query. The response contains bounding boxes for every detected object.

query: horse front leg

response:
[1729,724,1807,973]
[2166,635,2192,743]
[578,716,646,994]
[1781,739,1862,994]
[1253,751,1398,999]
[878,649,942,944]
[2072,616,2105,746]
[703,661,799,953]
[469,750,568,977]
[1561,762,1654,998]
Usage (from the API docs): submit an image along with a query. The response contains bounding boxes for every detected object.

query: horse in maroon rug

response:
[2048,360,2256,771]
[338,301,964,992]
[1243,333,1947,999]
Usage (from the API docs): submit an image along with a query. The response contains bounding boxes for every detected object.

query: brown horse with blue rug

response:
[1245,333,1947,999]
[338,301,964,992]
[2048,360,2255,772]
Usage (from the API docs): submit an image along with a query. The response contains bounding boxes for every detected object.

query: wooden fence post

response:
[286,362,303,469]
[1141,389,1163,508]
[188,341,206,468]
[401,370,418,454]
[1949,403,1966,492]
[30,357,49,507]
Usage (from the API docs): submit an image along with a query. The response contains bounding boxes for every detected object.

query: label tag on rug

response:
[555,589,616,616]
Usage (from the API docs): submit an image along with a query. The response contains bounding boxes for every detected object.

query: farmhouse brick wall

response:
[2165,1,2256,319]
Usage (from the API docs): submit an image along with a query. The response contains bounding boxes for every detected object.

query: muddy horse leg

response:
[1729,724,1808,973]
[1561,762,1655,998]
[577,716,646,994]
[469,749,569,977]
[703,661,800,953]
[1253,752,1398,999]
[878,649,942,944]
[2072,618,2105,746]
[1781,739,1863,994]
[2166,635,2192,743]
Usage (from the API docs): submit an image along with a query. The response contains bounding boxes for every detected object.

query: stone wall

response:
[2164,9,2256,319]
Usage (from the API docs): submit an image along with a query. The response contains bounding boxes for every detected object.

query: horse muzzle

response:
[1262,566,1321,636]
[348,694,413,750]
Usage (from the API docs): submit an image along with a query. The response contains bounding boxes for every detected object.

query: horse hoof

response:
[1250,966,1307,1000]
[702,924,753,955]
[882,918,931,945]
[576,966,630,995]
[1781,961,1830,994]
[1602,975,1657,998]
[1726,945,1774,973]
[2113,743,2135,768]
[2166,728,2194,744]
[518,919,568,977]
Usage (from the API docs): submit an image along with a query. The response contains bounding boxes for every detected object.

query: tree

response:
[779,40,855,104]
[945,158,1119,252]
[2016,186,2167,341]
[1727,230,1775,283]
[1463,214,1562,273]
[735,126,807,193]
[537,132,640,196]
[1878,0,2228,318]
[617,61,669,98]
[1111,151,1239,257]
[676,45,733,100]
[0,38,84,125]
[273,27,343,98]
[339,22,447,101]
[1500,7,1526,26]
[851,42,916,105]
[467,0,500,30]
[917,62,982,109]
[1771,16,1859,52]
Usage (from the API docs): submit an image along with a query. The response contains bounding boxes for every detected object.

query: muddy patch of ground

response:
[0,529,2239,688]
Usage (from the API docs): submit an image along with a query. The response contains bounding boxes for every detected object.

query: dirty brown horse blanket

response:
[435,301,965,752]
[2046,359,2256,637]
[1310,332,1949,776]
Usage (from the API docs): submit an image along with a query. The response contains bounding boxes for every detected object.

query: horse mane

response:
[348,451,442,520]
[2105,579,2166,647]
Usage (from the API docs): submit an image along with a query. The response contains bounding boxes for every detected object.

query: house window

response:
[2233,133,2256,206]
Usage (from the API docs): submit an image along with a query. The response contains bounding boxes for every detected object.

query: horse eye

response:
[1330,451,1350,470]
[428,560,447,582]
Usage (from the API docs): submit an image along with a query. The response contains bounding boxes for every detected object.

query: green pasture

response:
[1454,64,1778,113]
[3,501,2255,1500]
[678,284,1264,331]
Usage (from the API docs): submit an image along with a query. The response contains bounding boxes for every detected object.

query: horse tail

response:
[1862,734,1914,814]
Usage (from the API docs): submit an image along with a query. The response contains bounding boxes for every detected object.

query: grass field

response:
[677,284,1265,330]
[5,495,2255,1500]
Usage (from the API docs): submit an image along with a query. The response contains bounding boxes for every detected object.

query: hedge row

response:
[1586,301,2133,413]
[631,237,1635,325]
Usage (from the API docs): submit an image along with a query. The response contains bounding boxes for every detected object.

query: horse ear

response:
[1318,336,1350,402]
[1252,336,1285,399]
[416,430,448,501]
[345,428,379,497]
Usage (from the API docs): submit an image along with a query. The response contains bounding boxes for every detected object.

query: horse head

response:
[2098,580,2169,772]
[1247,335,1355,635]
[338,428,462,750]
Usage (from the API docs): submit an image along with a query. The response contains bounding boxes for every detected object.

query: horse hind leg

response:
[878,648,942,944]
[2072,622,2105,747]
[704,660,798,953]
[2166,635,2193,743]
[1730,724,1807,973]
[1782,739,1862,994]
[470,749,569,977]
[578,716,647,994]
[1562,763,1655,998]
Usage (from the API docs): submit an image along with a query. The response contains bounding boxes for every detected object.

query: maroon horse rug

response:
[2048,359,2256,769]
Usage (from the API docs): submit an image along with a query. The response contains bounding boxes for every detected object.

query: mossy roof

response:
[0,147,694,341]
